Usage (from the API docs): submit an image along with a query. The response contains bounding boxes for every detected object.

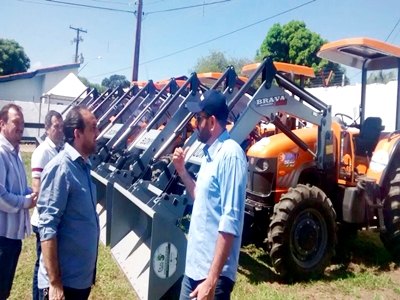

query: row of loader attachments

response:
[91,85,138,125]
[96,84,142,133]
[91,66,246,299]
[91,78,182,170]
[97,81,157,139]
[90,86,125,119]
[91,72,204,300]
[108,67,247,299]
[85,88,112,110]
[61,87,97,117]
[92,72,203,245]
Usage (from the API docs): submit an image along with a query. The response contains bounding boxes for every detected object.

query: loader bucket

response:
[109,182,188,300]
[92,171,115,244]
[92,67,243,299]
[99,68,246,299]
[91,75,199,245]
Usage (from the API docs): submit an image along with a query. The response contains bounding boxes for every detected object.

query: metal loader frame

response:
[99,67,241,300]
[91,73,202,246]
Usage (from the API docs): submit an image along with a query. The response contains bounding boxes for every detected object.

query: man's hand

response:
[49,282,64,300]
[190,278,216,300]
[28,192,38,208]
[172,147,189,175]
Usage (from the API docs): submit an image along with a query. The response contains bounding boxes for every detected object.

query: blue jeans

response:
[0,236,22,300]
[32,225,41,300]
[39,286,91,300]
[179,275,234,300]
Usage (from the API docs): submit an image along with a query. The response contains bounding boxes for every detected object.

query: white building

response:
[0,63,88,139]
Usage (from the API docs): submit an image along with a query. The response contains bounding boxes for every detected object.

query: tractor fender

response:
[290,161,319,187]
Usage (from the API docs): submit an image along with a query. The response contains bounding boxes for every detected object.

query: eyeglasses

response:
[195,113,210,123]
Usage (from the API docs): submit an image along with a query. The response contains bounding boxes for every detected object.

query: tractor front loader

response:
[227,38,400,279]
[93,67,250,300]
[91,75,193,246]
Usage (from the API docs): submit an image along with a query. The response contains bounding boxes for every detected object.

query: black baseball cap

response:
[186,90,229,122]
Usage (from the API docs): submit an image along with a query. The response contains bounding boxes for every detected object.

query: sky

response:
[1,0,400,84]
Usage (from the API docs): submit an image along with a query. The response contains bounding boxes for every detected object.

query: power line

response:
[146,0,231,15]
[35,0,230,15]
[385,16,400,42]
[45,0,135,13]
[84,0,130,6]
[141,0,316,64]
[88,0,316,79]
[16,0,70,8]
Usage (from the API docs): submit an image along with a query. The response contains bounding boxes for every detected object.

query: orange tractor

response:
[228,37,400,279]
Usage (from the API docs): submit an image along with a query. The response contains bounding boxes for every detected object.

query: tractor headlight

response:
[255,159,270,172]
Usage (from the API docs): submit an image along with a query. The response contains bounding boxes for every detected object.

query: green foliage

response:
[0,39,30,75]
[193,50,251,74]
[367,70,397,84]
[101,74,130,90]
[256,20,348,86]
[79,76,106,93]
[256,21,322,67]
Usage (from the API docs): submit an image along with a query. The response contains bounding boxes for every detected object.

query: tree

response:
[101,74,130,90]
[0,39,30,75]
[367,70,397,84]
[193,50,251,74]
[256,20,347,87]
[79,76,106,93]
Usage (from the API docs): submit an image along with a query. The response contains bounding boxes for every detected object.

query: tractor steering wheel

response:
[334,113,357,128]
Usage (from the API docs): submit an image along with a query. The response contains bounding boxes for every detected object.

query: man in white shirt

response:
[30,110,63,300]
[0,104,36,300]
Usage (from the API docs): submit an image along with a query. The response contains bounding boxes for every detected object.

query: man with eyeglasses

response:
[173,90,247,300]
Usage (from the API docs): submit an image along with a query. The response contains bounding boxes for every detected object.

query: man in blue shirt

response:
[37,106,100,300]
[173,90,247,300]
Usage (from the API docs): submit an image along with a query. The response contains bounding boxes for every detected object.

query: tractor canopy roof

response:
[242,62,315,78]
[197,71,247,87]
[318,37,400,71]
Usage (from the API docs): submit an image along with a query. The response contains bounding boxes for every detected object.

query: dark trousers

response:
[179,275,234,300]
[0,236,22,300]
[39,286,91,300]
[32,225,41,300]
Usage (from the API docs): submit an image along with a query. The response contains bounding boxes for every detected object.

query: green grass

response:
[10,153,137,299]
[232,231,400,300]
[10,152,400,299]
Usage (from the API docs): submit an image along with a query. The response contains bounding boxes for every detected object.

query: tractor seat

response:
[355,117,384,157]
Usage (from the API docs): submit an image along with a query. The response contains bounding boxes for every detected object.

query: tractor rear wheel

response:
[380,168,400,261]
[268,184,337,279]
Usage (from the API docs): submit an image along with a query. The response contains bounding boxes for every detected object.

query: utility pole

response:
[70,26,87,63]
[131,0,143,82]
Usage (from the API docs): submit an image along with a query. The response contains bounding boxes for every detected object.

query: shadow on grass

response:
[239,230,398,286]
[238,244,281,284]
[339,231,394,269]
[317,230,397,283]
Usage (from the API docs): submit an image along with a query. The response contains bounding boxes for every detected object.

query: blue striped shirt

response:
[0,134,32,240]
[37,143,100,289]
[185,130,247,282]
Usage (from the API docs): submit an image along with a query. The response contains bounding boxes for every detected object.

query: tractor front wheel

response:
[268,184,337,279]
[380,168,400,261]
